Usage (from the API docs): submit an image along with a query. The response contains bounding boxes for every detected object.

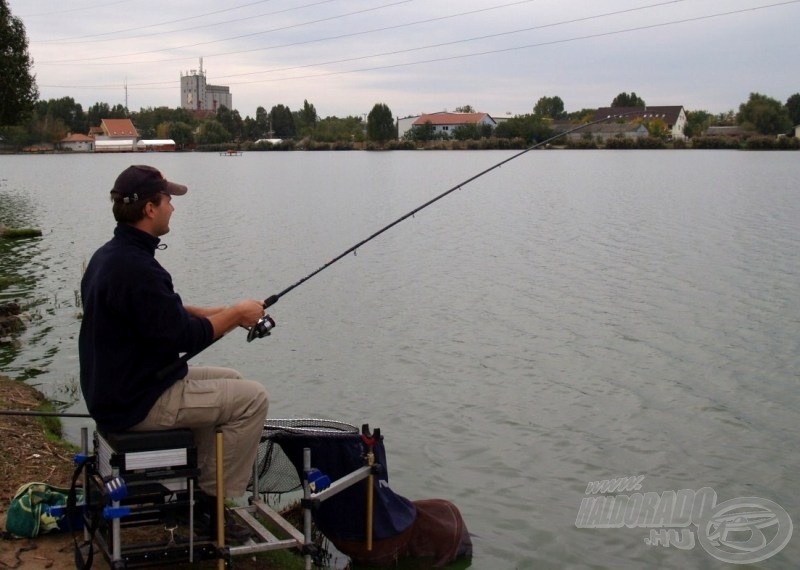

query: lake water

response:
[1,150,799,569]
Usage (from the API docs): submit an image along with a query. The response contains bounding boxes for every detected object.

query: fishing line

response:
[160,111,639,375]
[258,113,638,310]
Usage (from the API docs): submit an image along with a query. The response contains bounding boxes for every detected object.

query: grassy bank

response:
[0,375,307,569]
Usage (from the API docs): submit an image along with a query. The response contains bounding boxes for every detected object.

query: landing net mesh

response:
[248,418,359,494]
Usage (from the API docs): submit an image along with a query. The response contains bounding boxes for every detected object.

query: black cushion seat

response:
[98,429,195,453]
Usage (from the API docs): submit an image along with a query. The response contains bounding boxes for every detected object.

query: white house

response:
[58,133,94,152]
[410,112,497,138]
[396,115,419,140]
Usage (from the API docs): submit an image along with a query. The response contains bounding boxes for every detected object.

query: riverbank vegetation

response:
[0,226,42,239]
[1,91,797,154]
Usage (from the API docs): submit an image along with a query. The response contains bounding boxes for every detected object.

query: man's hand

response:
[204,299,265,339]
[233,300,266,329]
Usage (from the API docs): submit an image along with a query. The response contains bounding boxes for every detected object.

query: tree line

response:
[3,91,798,151]
[0,96,399,150]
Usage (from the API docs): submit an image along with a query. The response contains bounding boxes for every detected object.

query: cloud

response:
[9,0,800,118]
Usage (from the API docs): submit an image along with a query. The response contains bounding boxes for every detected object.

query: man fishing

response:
[78,164,269,531]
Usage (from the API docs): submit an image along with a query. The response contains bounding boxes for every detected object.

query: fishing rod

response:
[0,410,91,418]
[248,112,640,334]
[163,111,640,374]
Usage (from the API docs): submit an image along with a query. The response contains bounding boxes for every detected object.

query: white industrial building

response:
[180,58,232,113]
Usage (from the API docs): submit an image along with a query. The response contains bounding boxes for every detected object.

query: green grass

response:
[35,400,64,440]
[0,275,23,289]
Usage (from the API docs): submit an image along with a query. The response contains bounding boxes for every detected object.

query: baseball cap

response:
[111,165,188,204]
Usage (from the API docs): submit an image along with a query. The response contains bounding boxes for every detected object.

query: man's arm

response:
[188,300,265,340]
[185,305,225,318]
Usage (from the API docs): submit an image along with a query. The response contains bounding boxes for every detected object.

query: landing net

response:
[249,418,359,494]
[248,417,471,566]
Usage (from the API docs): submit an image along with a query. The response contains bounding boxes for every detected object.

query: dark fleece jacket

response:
[79,223,213,432]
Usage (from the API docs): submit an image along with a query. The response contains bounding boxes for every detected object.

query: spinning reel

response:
[247,314,276,342]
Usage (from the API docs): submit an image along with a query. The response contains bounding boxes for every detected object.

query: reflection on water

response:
[0,176,84,394]
[1,151,799,569]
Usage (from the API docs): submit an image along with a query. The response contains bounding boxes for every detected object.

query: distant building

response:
[409,112,496,138]
[566,123,649,143]
[396,115,419,140]
[181,58,232,113]
[136,139,177,152]
[490,113,514,125]
[59,133,95,152]
[593,106,687,140]
[95,118,139,152]
[95,140,137,152]
[100,118,138,139]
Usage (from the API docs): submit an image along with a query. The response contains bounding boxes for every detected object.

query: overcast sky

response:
[8,0,800,119]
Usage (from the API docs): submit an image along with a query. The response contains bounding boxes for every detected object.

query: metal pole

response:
[251,447,259,505]
[80,427,89,543]
[366,448,374,552]
[303,448,312,570]
[216,429,225,570]
[189,478,194,563]
[112,456,122,563]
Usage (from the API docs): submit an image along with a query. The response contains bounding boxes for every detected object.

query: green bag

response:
[5,482,84,538]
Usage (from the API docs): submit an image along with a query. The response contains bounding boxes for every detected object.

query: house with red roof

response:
[405,112,497,139]
[95,118,139,152]
[58,133,95,152]
[100,118,138,138]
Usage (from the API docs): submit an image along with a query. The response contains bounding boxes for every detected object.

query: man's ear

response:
[142,201,156,219]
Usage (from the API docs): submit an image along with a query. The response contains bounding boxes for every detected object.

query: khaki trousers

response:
[130,366,269,497]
